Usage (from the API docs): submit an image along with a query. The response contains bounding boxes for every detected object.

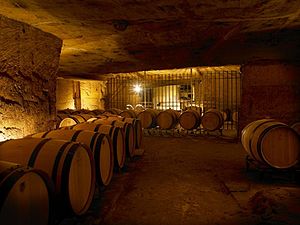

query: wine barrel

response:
[70,123,126,169]
[58,115,87,128]
[184,106,202,116]
[57,109,75,114]
[241,119,274,151]
[241,119,300,168]
[57,114,69,121]
[135,104,145,111]
[121,118,143,149]
[179,109,201,130]
[101,112,122,118]
[78,114,95,121]
[77,109,93,114]
[291,121,300,136]
[221,111,228,121]
[0,161,54,225]
[106,108,122,115]
[201,109,224,131]
[91,109,105,116]
[0,138,95,216]
[157,109,179,129]
[97,116,142,150]
[93,118,135,158]
[120,110,137,118]
[30,130,114,186]
[232,111,238,122]
[87,117,98,122]
[56,114,70,128]
[137,109,158,129]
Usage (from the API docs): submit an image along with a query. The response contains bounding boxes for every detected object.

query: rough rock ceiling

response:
[0,0,300,79]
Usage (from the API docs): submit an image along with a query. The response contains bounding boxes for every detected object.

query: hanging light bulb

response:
[133,84,142,93]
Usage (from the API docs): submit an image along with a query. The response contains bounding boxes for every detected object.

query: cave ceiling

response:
[0,0,300,79]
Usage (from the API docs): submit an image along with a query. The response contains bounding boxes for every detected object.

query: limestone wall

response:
[0,15,62,141]
[81,80,106,110]
[240,60,300,131]
[56,79,76,110]
[56,79,106,111]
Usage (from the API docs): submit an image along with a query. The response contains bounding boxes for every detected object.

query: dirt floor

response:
[60,136,300,225]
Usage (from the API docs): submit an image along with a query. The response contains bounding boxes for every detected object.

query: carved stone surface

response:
[0,15,62,140]
[56,79,106,110]
[240,60,300,132]
[0,0,299,78]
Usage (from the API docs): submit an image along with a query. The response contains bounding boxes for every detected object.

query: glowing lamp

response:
[133,84,142,93]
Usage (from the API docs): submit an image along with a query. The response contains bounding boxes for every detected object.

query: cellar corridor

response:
[1,2,300,225]
[60,136,300,225]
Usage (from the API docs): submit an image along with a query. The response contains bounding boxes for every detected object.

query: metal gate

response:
[106,68,241,133]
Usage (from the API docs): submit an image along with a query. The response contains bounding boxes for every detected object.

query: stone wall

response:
[81,80,106,110]
[240,60,300,131]
[56,79,76,110]
[56,79,106,111]
[0,15,62,141]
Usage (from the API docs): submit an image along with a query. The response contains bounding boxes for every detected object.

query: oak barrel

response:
[157,109,179,129]
[95,116,142,150]
[57,113,69,121]
[221,111,228,121]
[87,117,99,122]
[58,115,87,128]
[105,116,143,149]
[56,114,70,128]
[101,112,122,118]
[78,114,95,121]
[57,109,75,114]
[241,119,300,168]
[201,109,224,131]
[291,122,300,136]
[184,106,202,116]
[120,110,137,118]
[179,109,201,130]
[137,109,158,129]
[77,109,93,115]
[31,130,114,186]
[106,108,122,115]
[122,118,143,149]
[91,109,105,116]
[93,118,135,158]
[232,111,238,122]
[0,138,95,216]
[0,161,54,225]
[71,123,126,169]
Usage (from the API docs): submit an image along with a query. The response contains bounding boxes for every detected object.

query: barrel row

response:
[109,108,227,131]
[57,108,136,118]
[0,138,96,225]
[57,108,105,116]
[57,113,143,152]
[110,107,238,122]
[57,108,227,131]
[135,108,225,131]
[0,118,143,224]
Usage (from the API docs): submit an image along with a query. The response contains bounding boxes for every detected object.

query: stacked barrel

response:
[82,107,228,131]
[136,108,224,131]
[0,138,96,224]
[57,114,95,128]
[0,109,144,225]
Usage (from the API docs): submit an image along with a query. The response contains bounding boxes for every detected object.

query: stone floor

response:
[60,136,300,225]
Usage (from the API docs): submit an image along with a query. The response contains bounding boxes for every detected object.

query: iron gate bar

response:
[106,68,241,136]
